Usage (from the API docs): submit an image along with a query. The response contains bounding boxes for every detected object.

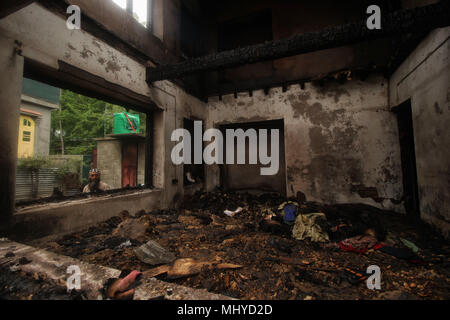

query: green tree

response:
[50,90,146,156]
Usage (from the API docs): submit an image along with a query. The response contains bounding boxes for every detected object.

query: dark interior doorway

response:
[220,119,286,195]
[393,100,420,219]
[183,118,205,186]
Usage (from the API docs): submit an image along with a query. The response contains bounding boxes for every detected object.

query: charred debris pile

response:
[29,189,450,300]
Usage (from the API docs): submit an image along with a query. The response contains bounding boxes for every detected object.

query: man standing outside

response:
[83,168,111,193]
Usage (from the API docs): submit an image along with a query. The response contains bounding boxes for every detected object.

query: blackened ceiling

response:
[173,0,436,99]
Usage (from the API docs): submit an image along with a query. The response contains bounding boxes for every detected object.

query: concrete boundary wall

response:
[8,190,162,241]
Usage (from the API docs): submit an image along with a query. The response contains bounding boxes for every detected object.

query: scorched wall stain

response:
[206,74,404,212]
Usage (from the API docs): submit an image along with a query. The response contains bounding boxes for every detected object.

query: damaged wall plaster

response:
[390,26,450,237]
[0,3,151,99]
[0,4,207,225]
[206,74,404,212]
[149,80,207,208]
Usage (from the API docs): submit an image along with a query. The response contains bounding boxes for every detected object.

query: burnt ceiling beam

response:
[0,0,35,19]
[146,1,450,83]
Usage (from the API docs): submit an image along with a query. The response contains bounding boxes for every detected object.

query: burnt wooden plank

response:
[147,2,450,82]
[202,67,383,98]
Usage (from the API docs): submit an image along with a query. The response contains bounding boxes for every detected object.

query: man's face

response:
[89,172,100,183]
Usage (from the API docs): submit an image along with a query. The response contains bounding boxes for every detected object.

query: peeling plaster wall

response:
[0,3,150,99]
[149,80,207,207]
[206,74,404,212]
[390,27,450,237]
[0,4,207,214]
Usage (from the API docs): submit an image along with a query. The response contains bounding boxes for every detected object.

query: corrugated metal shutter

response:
[15,168,61,201]
[16,169,33,201]
[37,168,59,198]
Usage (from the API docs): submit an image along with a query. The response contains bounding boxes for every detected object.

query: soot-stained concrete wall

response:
[206,74,404,212]
[149,80,207,207]
[0,4,208,211]
[390,27,450,237]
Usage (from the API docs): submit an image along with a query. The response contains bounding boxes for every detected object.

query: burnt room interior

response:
[0,0,449,300]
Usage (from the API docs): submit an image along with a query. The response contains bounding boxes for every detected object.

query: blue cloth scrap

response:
[283,204,297,224]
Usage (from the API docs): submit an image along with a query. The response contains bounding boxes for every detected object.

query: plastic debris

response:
[134,240,176,265]
[117,240,132,250]
[224,207,243,217]
[186,172,196,183]
[400,238,420,253]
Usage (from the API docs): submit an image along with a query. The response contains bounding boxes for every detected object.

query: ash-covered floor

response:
[0,266,87,300]
[25,190,450,300]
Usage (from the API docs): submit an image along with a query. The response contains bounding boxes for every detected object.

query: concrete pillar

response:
[0,36,24,223]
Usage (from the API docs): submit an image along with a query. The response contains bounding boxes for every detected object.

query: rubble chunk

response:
[112,217,149,241]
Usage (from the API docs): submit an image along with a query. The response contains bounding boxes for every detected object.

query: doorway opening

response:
[183,118,205,186]
[219,119,286,196]
[393,99,420,219]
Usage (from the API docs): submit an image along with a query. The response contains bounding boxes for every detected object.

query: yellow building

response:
[17,78,61,158]
[17,109,41,158]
